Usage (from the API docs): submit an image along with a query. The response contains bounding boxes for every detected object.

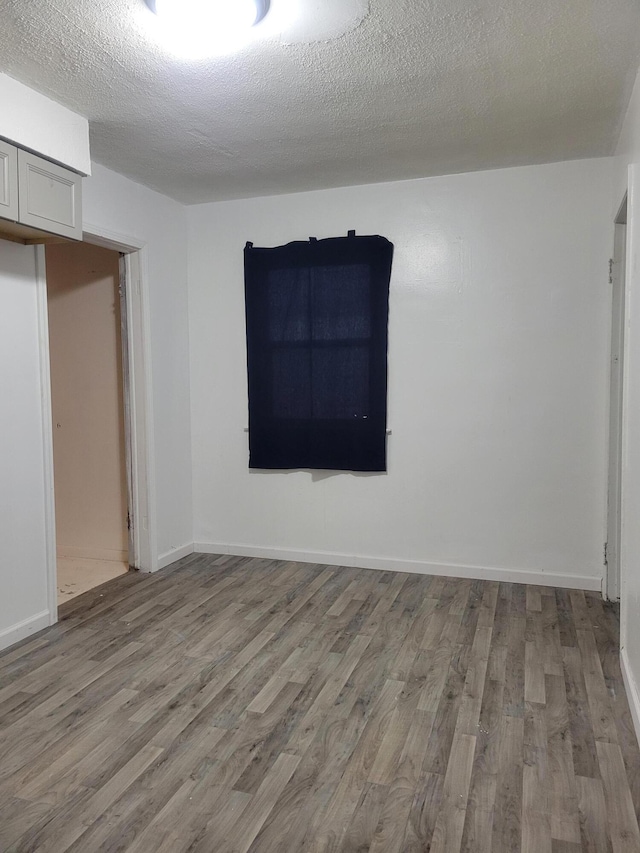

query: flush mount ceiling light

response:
[145,0,270,27]
[145,0,271,58]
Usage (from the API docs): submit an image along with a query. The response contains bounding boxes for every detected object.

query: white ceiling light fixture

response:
[144,0,271,59]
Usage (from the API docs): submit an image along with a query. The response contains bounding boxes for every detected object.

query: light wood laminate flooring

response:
[57,558,130,605]
[1,553,639,852]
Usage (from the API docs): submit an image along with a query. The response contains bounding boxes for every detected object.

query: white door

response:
[606,198,627,601]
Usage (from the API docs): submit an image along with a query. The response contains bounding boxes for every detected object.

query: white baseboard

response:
[0,610,51,652]
[57,546,128,562]
[157,543,195,570]
[621,647,640,748]
[192,542,602,591]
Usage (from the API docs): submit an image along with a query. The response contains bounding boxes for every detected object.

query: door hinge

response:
[604,541,608,567]
[609,259,614,284]
[127,512,131,532]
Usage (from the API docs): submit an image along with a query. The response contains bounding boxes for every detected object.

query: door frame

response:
[37,225,157,625]
[605,193,628,601]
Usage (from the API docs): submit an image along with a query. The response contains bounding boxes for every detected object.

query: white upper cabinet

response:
[18,149,82,241]
[0,140,18,222]
[0,141,83,242]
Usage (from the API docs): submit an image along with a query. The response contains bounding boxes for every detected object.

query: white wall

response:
[0,160,191,649]
[614,65,640,739]
[0,73,91,175]
[0,241,51,647]
[83,163,193,567]
[188,158,612,589]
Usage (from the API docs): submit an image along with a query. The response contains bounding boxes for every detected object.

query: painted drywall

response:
[0,241,50,647]
[0,155,191,649]
[613,64,640,740]
[82,163,192,567]
[46,242,128,562]
[0,73,91,175]
[188,158,612,589]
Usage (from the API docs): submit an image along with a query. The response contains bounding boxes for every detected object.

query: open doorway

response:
[606,194,628,602]
[46,242,130,604]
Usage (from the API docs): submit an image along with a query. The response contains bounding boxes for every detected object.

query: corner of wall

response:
[0,610,52,653]
[621,647,640,747]
[157,543,195,571]
[193,542,603,591]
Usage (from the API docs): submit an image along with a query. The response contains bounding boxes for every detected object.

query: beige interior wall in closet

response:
[46,241,128,562]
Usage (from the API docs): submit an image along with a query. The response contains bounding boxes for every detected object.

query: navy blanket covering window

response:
[244,234,393,471]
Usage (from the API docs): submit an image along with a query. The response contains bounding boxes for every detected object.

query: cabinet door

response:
[0,140,18,222]
[18,149,82,240]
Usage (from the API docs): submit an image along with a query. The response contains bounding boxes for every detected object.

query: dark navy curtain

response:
[244,233,393,471]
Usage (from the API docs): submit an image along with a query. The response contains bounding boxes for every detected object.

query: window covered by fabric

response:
[244,233,393,471]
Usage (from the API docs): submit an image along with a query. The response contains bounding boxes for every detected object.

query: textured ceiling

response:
[0,0,639,203]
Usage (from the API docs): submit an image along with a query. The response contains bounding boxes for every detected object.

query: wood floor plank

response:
[421,643,470,776]
[0,556,639,852]
[576,628,619,745]
[563,645,601,780]
[576,774,614,853]
[429,731,476,853]
[368,706,437,853]
[0,796,53,850]
[189,788,252,853]
[521,700,552,853]
[227,752,301,853]
[286,634,372,757]
[522,762,552,853]
[303,677,402,853]
[596,740,640,852]
[341,781,389,852]
[29,743,165,852]
[546,673,581,844]
[460,770,497,853]
[492,713,524,852]
[503,614,526,717]
[456,624,492,735]
[541,593,564,677]
[525,639,546,705]
[402,771,445,852]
